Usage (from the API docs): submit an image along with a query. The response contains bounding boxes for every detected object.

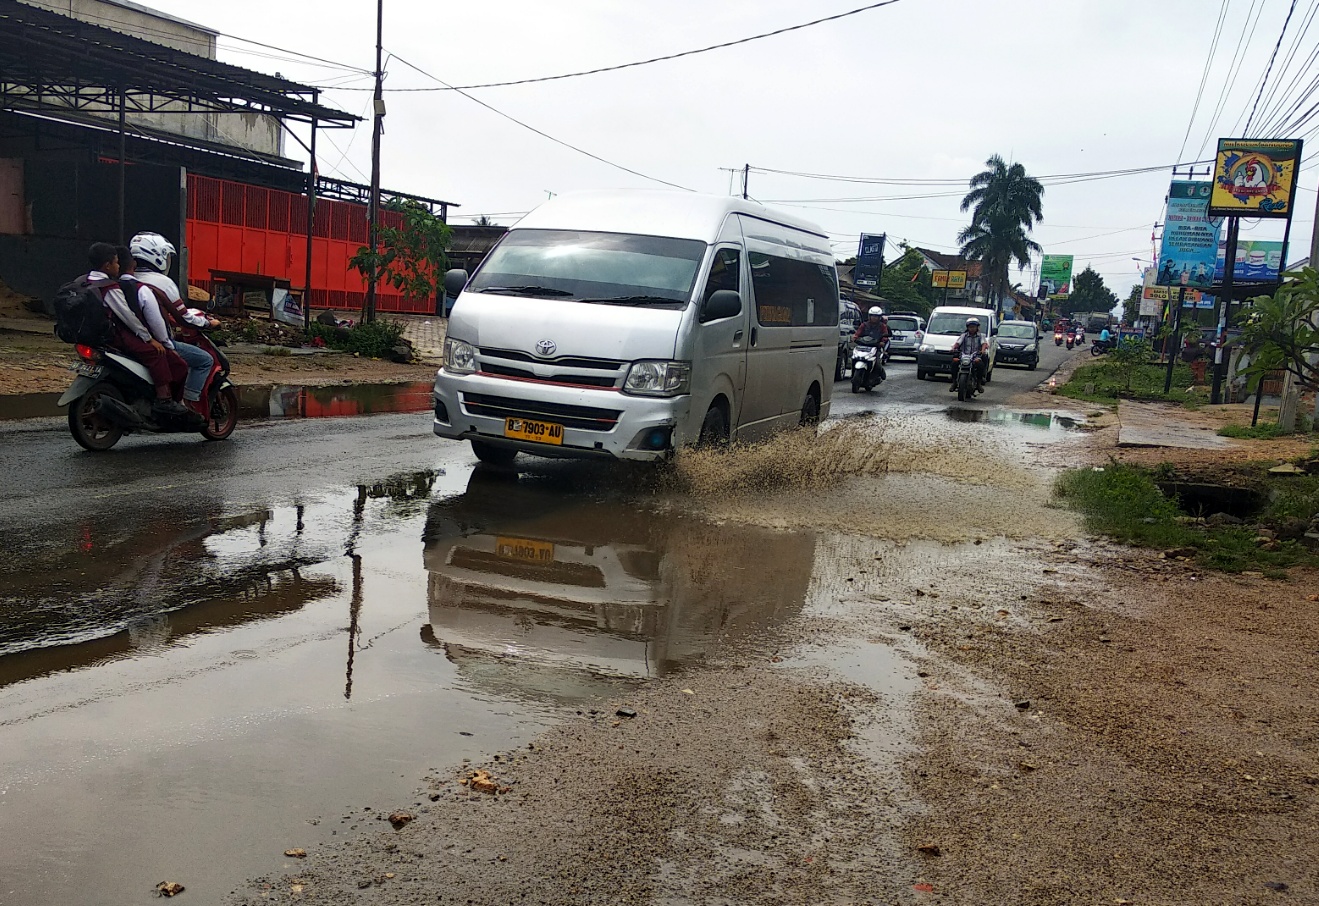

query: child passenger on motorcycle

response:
[126,232,220,415]
[949,317,989,393]
[86,242,189,417]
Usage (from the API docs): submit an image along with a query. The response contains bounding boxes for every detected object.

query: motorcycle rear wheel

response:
[68,382,125,452]
[201,386,239,441]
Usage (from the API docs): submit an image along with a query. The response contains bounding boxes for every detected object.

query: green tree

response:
[351,200,453,322]
[957,155,1044,313]
[878,247,935,317]
[1238,266,1319,390]
[1122,284,1143,324]
[1060,266,1118,318]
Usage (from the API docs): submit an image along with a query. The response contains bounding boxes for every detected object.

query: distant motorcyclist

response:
[853,306,890,344]
[949,317,989,394]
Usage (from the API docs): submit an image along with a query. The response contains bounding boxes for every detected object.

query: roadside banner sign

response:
[931,270,948,288]
[1208,138,1302,218]
[1143,265,1204,305]
[1214,238,1284,282]
[1039,255,1074,299]
[853,233,885,289]
[1156,181,1220,288]
[946,270,967,289]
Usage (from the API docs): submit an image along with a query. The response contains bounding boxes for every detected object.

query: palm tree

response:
[957,155,1044,313]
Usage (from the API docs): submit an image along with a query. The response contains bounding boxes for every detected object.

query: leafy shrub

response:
[306,320,406,358]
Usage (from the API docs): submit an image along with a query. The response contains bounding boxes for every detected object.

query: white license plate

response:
[75,363,103,378]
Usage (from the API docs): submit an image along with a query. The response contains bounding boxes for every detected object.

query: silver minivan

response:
[433,191,839,464]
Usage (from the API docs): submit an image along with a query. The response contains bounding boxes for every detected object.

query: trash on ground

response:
[155,881,185,897]
[387,811,414,829]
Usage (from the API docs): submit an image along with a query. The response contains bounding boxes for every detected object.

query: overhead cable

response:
[333,0,905,92]
[1177,0,1232,162]
[385,53,693,191]
[1244,0,1302,134]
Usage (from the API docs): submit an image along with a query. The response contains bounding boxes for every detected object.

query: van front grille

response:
[461,392,622,431]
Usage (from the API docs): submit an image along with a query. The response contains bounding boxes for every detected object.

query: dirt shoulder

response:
[0,323,436,395]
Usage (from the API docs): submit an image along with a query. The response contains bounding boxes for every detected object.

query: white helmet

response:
[867,306,884,317]
[129,232,176,271]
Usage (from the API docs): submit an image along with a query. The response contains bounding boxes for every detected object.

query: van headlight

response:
[623,360,691,397]
[919,343,931,353]
[443,338,478,375]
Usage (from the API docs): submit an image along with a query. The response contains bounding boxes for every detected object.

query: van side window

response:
[749,253,839,328]
[703,248,741,302]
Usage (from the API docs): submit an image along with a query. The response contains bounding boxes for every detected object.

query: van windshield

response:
[927,312,981,335]
[468,229,706,307]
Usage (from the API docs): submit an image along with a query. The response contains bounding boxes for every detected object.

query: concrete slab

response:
[1116,401,1232,450]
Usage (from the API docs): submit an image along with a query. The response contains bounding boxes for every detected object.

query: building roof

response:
[28,0,219,37]
[914,247,982,277]
[0,0,357,126]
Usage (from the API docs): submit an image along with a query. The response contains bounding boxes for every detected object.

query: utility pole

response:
[742,164,749,200]
[364,0,384,323]
[303,97,318,332]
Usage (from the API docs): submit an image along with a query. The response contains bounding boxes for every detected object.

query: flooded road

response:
[0,397,1086,904]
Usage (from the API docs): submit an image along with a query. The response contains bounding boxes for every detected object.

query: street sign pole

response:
[1210,216,1240,404]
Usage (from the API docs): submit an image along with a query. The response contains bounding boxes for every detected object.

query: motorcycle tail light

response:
[75,344,100,362]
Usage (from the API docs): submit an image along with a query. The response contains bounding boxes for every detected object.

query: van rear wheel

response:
[800,389,820,427]
[471,439,518,466]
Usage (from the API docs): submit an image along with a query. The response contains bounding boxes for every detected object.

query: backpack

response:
[53,276,116,346]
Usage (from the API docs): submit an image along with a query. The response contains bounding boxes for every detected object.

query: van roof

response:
[512,190,830,245]
[930,305,995,317]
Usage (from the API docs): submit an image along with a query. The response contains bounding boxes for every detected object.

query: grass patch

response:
[1218,421,1289,439]
[262,345,293,357]
[1058,361,1202,405]
[1054,462,1319,575]
[306,320,405,358]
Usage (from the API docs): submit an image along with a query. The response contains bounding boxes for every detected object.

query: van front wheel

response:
[697,405,729,448]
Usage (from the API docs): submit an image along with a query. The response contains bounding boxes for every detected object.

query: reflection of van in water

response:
[433,191,839,464]
[420,472,816,698]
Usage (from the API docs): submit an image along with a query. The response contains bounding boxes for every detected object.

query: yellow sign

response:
[947,270,967,289]
[931,270,948,288]
[1209,138,1302,219]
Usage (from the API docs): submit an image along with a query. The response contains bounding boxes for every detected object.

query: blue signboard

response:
[1156,181,1222,288]
[853,233,885,289]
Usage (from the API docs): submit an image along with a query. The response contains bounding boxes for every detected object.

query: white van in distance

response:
[433,191,840,464]
[915,305,999,382]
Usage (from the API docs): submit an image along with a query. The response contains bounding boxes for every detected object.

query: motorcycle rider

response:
[1096,325,1112,351]
[87,242,190,417]
[949,316,989,393]
[853,306,890,346]
[127,233,220,415]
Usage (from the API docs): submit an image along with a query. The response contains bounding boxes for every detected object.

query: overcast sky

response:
[151,0,1319,299]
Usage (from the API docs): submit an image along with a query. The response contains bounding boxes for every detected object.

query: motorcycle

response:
[850,336,887,393]
[953,351,983,402]
[1065,330,1076,350]
[1090,338,1113,357]
[1054,329,1064,346]
[60,325,239,451]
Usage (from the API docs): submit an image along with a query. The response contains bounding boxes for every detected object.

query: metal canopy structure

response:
[0,0,356,127]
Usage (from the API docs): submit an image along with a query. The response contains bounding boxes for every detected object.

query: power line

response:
[333,0,905,92]
[1252,0,1319,134]
[1244,0,1301,134]
[748,161,1209,188]
[1198,0,1267,157]
[385,53,693,191]
[1178,0,1231,162]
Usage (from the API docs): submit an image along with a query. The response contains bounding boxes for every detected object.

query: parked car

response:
[886,314,925,358]
[994,320,1040,370]
[836,298,862,380]
[915,305,998,382]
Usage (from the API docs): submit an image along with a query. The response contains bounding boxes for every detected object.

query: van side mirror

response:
[701,289,742,323]
[443,268,469,298]
[990,326,999,336]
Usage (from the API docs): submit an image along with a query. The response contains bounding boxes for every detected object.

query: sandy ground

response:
[226,410,1319,905]
[0,325,437,395]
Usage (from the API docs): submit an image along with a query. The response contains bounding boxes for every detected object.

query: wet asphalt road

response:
[0,342,1080,905]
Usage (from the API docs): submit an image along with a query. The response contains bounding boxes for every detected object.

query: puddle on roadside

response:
[943,406,1084,433]
[0,381,435,422]
[0,463,817,906]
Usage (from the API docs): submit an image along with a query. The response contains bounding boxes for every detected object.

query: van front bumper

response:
[916,349,956,373]
[432,371,688,462]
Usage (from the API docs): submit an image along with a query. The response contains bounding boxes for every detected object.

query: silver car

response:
[886,314,925,358]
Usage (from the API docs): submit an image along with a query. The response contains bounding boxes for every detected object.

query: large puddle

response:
[0,403,1085,903]
[0,464,819,905]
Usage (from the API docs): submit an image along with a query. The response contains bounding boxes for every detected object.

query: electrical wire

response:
[1178,0,1232,162]
[385,52,693,191]
[748,161,1209,189]
[1198,0,1267,157]
[332,0,905,92]
[1251,0,1319,134]
[1244,0,1301,134]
